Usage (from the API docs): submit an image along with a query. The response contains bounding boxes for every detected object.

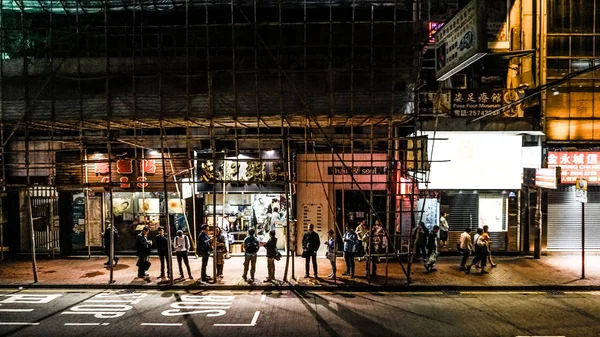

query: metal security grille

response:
[547,185,600,251]
[30,187,59,252]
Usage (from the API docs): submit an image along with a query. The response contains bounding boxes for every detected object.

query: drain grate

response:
[442,290,461,295]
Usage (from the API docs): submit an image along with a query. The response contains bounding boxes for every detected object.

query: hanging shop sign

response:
[450,89,523,117]
[547,151,600,184]
[535,167,561,189]
[434,0,487,81]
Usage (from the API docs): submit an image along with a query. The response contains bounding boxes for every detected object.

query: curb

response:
[2,283,600,292]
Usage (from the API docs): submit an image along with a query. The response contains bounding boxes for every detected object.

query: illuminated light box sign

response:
[547,151,600,184]
[535,167,561,189]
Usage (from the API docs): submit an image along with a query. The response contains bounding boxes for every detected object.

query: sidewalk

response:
[0,254,598,290]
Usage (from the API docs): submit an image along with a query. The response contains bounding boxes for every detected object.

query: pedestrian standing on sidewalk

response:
[325,229,337,280]
[135,226,152,278]
[197,224,212,282]
[215,226,227,279]
[173,230,193,280]
[102,221,120,267]
[155,226,169,278]
[424,225,440,272]
[242,228,260,283]
[413,222,429,262]
[467,229,489,274]
[302,223,320,278]
[439,213,449,248]
[355,220,367,261]
[264,230,278,282]
[482,225,497,268]
[342,225,359,278]
[459,228,473,270]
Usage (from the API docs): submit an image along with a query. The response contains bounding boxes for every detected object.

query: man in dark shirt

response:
[197,224,212,282]
[136,226,152,278]
[302,223,321,278]
[155,226,169,279]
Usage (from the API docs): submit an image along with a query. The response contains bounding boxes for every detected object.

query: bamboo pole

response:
[25,124,38,283]
[160,123,174,284]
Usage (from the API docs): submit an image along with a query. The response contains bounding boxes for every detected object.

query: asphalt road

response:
[0,288,598,337]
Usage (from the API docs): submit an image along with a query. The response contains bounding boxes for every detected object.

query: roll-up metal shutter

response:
[447,193,478,231]
[547,185,600,251]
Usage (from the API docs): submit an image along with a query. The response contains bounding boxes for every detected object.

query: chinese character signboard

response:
[434,0,486,80]
[547,152,600,184]
[535,167,561,189]
[450,89,523,117]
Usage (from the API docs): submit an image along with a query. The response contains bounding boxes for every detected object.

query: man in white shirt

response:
[459,228,473,270]
[439,213,449,247]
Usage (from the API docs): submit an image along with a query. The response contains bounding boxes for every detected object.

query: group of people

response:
[459,225,497,274]
[301,220,388,280]
[103,221,281,283]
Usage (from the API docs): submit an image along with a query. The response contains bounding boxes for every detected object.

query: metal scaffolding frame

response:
[0,0,431,284]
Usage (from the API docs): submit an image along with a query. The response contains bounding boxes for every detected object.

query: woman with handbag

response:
[265,230,278,282]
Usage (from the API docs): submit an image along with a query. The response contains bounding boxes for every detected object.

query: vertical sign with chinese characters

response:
[547,152,600,184]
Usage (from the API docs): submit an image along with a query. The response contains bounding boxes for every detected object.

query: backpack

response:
[245,236,259,254]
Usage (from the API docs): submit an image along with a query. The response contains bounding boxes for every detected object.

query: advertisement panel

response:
[547,152,600,184]
[535,167,561,189]
[435,0,487,81]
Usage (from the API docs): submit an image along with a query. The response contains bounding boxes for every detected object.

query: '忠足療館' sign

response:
[434,0,487,81]
[547,151,600,184]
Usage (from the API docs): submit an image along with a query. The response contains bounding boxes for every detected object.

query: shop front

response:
[546,151,600,252]
[418,132,533,252]
[196,150,290,255]
[58,151,191,254]
[296,153,390,256]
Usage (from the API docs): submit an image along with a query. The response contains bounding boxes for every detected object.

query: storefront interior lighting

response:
[148,150,160,156]
[94,152,104,157]
[265,150,275,155]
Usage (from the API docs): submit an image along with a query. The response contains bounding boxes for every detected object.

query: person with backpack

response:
[302,223,321,278]
[242,228,260,282]
[173,230,193,280]
[197,224,212,282]
[264,230,278,282]
[342,225,359,278]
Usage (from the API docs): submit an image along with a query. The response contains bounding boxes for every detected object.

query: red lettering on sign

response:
[95,163,109,175]
[119,177,130,188]
[140,160,157,175]
[117,160,133,174]
[101,177,110,184]
[137,176,148,188]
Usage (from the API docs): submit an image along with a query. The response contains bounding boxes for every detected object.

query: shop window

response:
[571,59,593,73]
[545,87,569,117]
[571,0,595,33]
[546,119,570,140]
[571,36,594,56]
[569,119,595,140]
[478,196,506,232]
[546,59,569,78]
[547,0,570,33]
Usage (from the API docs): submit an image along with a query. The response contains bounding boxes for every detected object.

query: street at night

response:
[0,289,598,337]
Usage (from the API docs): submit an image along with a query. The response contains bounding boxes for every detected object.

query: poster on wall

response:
[168,199,185,214]
[86,196,103,247]
[416,198,439,231]
[478,198,503,232]
[112,198,133,216]
[138,198,160,214]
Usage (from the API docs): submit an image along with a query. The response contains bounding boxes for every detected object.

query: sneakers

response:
[328,275,335,280]
[242,275,247,281]
[491,264,498,268]
[313,274,318,278]
[465,266,472,274]
[304,274,310,278]
[341,272,350,276]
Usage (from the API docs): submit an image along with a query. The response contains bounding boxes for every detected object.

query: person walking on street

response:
[155,226,169,278]
[355,220,367,261]
[242,228,260,282]
[424,225,440,272]
[459,228,473,270]
[197,224,212,282]
[215,226,227,279]
[325,229,337,280]
[173,230,193,280]
[342,225,359,278]
[135,226,152,278]
[467,228,490,274]
[483,225,497,268]
[264,230,278,282]
[439,213,449,248]
[102,221,119,267]
[302,223,320,278]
